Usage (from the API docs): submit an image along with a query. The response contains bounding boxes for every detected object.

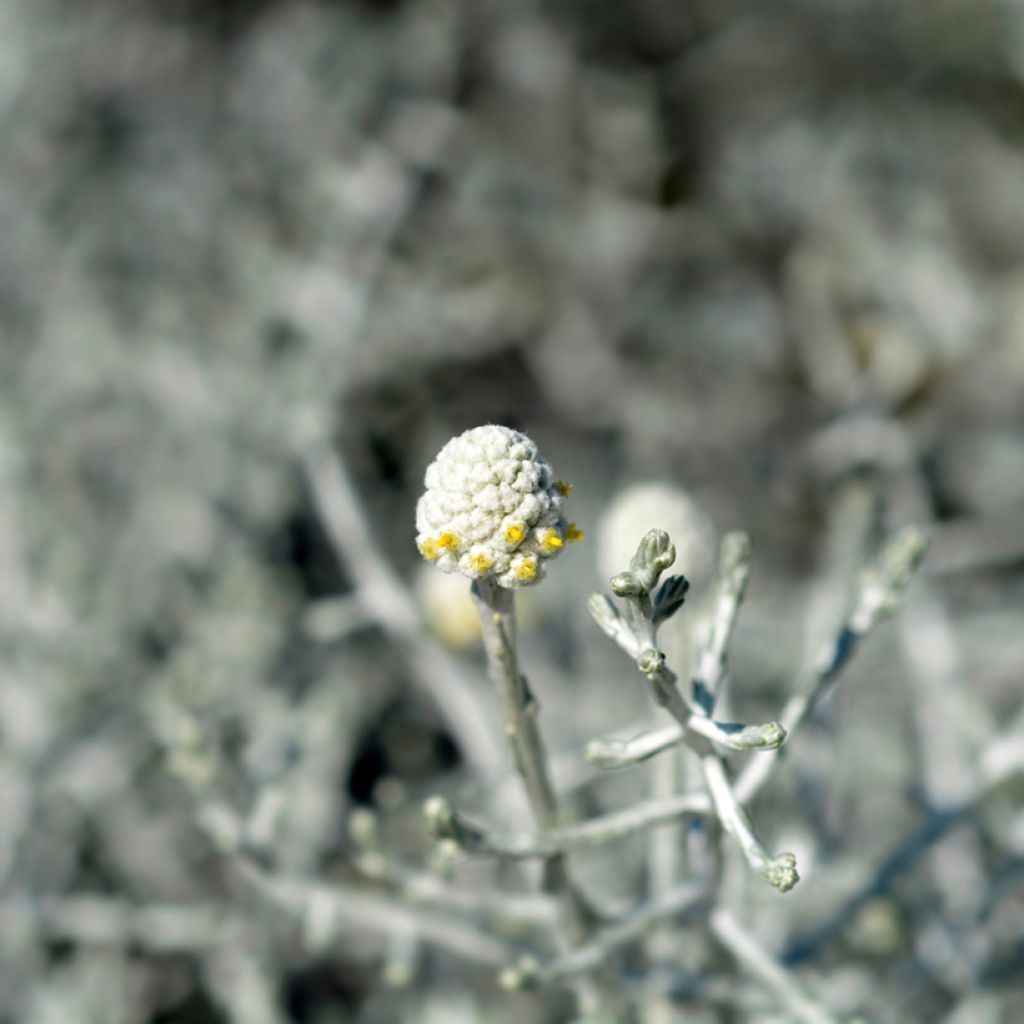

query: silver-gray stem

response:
[471,578,621,1017]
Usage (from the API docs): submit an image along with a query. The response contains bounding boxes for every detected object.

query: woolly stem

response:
[472,578,620,1017]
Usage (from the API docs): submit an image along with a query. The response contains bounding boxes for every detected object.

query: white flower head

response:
[416,425,582,589]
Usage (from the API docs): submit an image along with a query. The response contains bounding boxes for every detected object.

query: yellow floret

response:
[556,480,573,497]
[468,551,493,574]
[515,556,538,581]
[541,529,564,552]
[566,522,584,543]
[419,532,461,562]
[504,522,526,545]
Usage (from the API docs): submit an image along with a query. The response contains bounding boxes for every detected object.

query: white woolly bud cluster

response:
[415,425,582,589]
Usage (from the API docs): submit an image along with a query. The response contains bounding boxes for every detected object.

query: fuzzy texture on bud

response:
[416,425,581,589]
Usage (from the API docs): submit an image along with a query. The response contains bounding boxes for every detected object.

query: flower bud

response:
[637,647,666,675]
[415,425,581,589]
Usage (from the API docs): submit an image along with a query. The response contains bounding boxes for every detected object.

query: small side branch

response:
[703,756,798,893]
[153,696,537,977]
[710,908,836,1024]
[586,593,640,658]
[425,792,711,860]
[212,788,532,969]
[240,861,522,968]
[690,716,786,753]
[0,896,242,953]
[502,884,707,989]
[303,446,501,777]
[784,714,1024,965]
[735,525,929,805]
[692,532,752,714]
[586,717,785,768]
[348,807,557,929]
[585,723,686,767]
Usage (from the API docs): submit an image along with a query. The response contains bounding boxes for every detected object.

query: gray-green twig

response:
[586,716,785,768]
[734,524,929,806]
[424,791,710,859]
[709,908,836,1024]
[502,884,706,989]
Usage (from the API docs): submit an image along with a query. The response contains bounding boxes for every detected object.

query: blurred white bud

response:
[414,564,481,650]
[596,482,715,591]
[849,898,904,957]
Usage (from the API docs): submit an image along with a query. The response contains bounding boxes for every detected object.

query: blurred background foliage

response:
[1,0,1023,1020]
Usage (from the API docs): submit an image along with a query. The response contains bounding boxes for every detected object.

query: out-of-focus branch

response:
[302,444,501,777]
[239,861,523,968]
[691,532,752,714]
[300,593,374,641]
[784,713,1024,965]
[347,807,557,929]
[0,896,242,953]
[710,908,836,1024]
[808,415,990,795]
[424,792,710,859]
[926,515,1024,577]
[502,884,706,989]
[152,696,547,977]
[734,525,930,806]
[203,950,288,1024]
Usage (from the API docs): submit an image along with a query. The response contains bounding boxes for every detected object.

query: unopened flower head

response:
[597,482,715,590]
[416,425,582,589]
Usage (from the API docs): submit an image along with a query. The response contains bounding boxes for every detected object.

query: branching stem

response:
[710,909,836,1024]
[426,791,710,859]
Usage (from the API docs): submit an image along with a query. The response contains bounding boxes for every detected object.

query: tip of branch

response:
[763,852,799,893]
[855,524,931,625]
[584,737,626,768]
[498,954,540,990]
[422,795,455,837]
[741,721,787,751]
[636,647,667,676]
[720,531,753,575]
